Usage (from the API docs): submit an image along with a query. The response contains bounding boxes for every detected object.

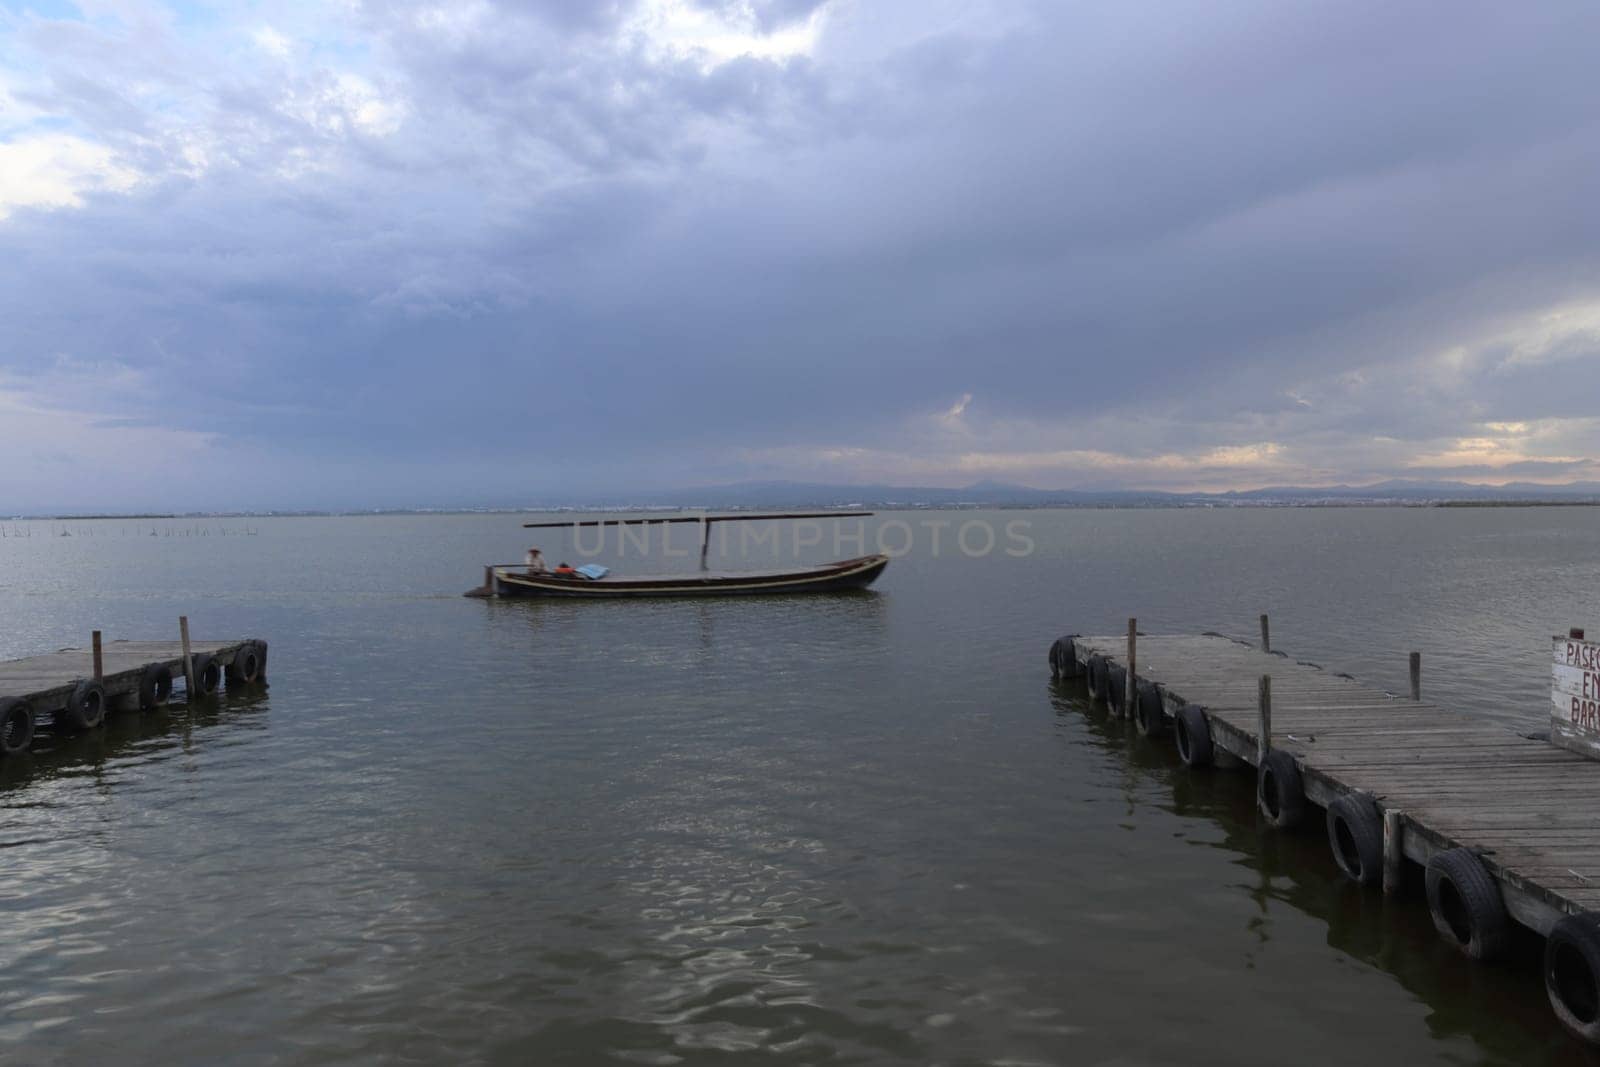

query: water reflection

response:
[0,686,270,797]
[1049,678,1585,1061]
[495,590,891,675]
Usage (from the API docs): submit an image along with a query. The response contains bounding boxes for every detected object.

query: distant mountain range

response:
[22,478,1600,519]
[536,478,1600,511]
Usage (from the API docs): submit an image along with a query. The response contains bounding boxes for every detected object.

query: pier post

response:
[92,630,103,684]
[1126,618,1137,721]
[179,616,196,701]
[1382,809,1405,893]
[1259,614,1270,654]
[1257,674,1272,764]
[1409,652,1421,701]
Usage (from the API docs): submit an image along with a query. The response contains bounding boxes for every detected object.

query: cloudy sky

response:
[3,0,1599,511]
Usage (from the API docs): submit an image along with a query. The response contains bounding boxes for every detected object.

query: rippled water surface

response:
[2,507,1598,1064]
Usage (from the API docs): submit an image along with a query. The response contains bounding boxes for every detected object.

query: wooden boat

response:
[489,554,888,599]
[469,511,889,599]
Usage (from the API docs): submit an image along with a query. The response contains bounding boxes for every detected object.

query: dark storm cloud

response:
[1412,461,1592,480]
[3,0,1600,509]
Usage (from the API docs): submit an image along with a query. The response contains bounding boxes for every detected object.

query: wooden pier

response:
[0,630,267,756]
[1052,627,1600,1046]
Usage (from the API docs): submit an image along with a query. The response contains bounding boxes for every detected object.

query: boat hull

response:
[492,555,889,599]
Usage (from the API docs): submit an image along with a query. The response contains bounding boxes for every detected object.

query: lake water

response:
[2,507,1597,1064]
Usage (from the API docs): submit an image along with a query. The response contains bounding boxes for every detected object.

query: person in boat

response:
[553,562,577,577]
[525,546,547,574]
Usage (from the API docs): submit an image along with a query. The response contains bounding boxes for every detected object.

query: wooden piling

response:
[179,616,196,700]
[1409,652,1421,701]
[1126,618,1137,721]
[1259,613,1270,653]
[1256,674,1271,764]
[1382,809,1404,894]
[92,630,103,684]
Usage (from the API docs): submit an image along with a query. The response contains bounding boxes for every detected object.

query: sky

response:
[2,0,1600,511]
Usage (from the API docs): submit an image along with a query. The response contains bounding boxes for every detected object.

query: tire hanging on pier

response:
[139,664,173,710]
[1174,704,1213,766]
[1545,912,1600,1045]
[1257,750,1305,829]
[1425,848,1510,961]
[1326,792,1383,886]
[226,642,263,686]
[1085,654,1107,702]
[1105,663,1128,715]
[1135,681,1164,737]
[190,654,221,697]
[0,698,34,756]
[57,679,106,732]
[1049,636,1080,680]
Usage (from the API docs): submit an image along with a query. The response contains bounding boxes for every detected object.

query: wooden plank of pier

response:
[1069,632,1600,934]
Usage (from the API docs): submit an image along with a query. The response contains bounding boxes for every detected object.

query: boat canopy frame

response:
[521,511,874,570]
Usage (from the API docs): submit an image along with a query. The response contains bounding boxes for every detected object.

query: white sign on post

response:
[1552,635,1600,760]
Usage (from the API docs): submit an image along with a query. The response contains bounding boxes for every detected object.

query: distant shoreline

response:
[12,499,1600,520]
[1433,499,1600,508]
